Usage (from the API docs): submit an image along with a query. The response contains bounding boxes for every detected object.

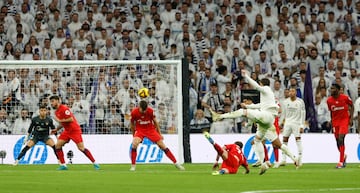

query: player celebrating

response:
[14,105,58,165]
[130,100,184,171]
[50,95,99,170]
[204,132,250,175]
[326,83,353,168]
[276,87,305,168]
[211,70,299,174]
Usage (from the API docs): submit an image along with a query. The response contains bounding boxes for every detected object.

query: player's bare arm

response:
[153,117,161,135]
[242,164,250,174]
[213,155,220,170]
[349,103,354,126]
[55,117,74,123]
[130,121,135,135]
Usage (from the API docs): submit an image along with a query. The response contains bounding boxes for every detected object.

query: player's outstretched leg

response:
[280,143,299,169]
[209,109,222,122]
[14,145,31,166]
[130,147,137,171]
[204,132,224,156]
[80,148,99,170]
[211,109,245,122]
[204,131,214,144]
[161,147,185,171]
[56,148,68,170]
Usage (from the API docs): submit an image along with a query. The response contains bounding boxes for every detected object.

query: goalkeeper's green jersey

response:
[28,116,55,137]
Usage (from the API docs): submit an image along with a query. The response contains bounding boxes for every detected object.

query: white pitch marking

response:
[241,188,360,193]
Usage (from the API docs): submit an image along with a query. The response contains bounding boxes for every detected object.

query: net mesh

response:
[0,60,181,135]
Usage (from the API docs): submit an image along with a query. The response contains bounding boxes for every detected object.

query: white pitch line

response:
[241,188,360,193]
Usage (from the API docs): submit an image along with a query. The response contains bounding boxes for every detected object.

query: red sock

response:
[131,148,137,165]
[164,148,177,163]
[274,147,279,162]
[263,144,269,161]
[339,145,345,163]
[214,143,224,155]
[56,149,65,164]
[82,148,95,163]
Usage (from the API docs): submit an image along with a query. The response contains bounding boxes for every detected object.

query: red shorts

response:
[221,153,240,174]
[333,121,349,136]
[134,130,162,143]
[58,130,83,144]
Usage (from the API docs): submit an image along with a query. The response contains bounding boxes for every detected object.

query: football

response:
[138,87,149,98]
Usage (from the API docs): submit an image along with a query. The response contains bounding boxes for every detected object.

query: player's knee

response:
[254,137,261,143]
[337,138,344,146]
[131,142,139,149]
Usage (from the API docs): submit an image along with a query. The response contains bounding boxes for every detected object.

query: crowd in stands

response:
[0,0,360,135]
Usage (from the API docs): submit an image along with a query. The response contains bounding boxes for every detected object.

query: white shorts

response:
[283,123,301,138]
[256,125,278,142]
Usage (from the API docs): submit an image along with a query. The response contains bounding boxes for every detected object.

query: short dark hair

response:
[39,104,47,109]
[49,95,60,101]
[332,83,341,90]
[235,141,243,149]
[260,78,270,86]
[139,100,148,111]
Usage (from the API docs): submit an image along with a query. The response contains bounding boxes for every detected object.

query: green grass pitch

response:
[0,163,359,193]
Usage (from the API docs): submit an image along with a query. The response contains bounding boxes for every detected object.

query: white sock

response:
[280,143,296,162]
[254,139,265,164]
[296,139,303,159]
[220,109,244,119]
[281,142,288,162]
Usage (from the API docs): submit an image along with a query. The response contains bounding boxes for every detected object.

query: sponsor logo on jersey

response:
[129,137,163,163]
[13,136,48,164]
[243,135,275,163]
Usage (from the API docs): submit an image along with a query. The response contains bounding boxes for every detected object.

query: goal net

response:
[0,60,183,136]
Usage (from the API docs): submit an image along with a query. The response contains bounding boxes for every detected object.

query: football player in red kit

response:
[204,132,250,175]
[50,95,99,170]
[326,83,353,168]
[129,100,184,171]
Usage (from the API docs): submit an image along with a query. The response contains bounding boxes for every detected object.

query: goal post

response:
[0,60,184,164]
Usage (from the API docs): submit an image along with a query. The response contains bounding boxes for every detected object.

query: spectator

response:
[11,108,31,135]
[71,89,90,134]
[104,102,125,134]
[315,94,332,133]
[0,107,11,134]
[201,82,224,122]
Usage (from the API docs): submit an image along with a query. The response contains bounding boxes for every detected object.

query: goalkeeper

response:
[14,105,58,165]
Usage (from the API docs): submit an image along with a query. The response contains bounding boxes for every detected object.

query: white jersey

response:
[245,74,279,115]
[280,97,306,128]
[354,97,360,118]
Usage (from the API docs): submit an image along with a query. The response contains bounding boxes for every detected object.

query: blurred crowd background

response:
[0,0,360,135]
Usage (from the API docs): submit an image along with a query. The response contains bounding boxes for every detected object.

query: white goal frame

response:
[1,60,184,164]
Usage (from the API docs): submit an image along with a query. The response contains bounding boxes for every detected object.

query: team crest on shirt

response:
[65,110,71,115]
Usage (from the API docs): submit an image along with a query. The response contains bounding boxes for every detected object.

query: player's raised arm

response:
[241,70,264,92]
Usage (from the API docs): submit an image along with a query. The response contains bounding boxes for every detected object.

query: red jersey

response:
[224,144,246,164]
[55,104,81,132]
[131,107,156,131]
[327,94,353,126]
[221,144,247,174]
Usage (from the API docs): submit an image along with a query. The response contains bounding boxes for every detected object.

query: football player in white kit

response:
[276,87,305,168]
[211,70,299,174]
